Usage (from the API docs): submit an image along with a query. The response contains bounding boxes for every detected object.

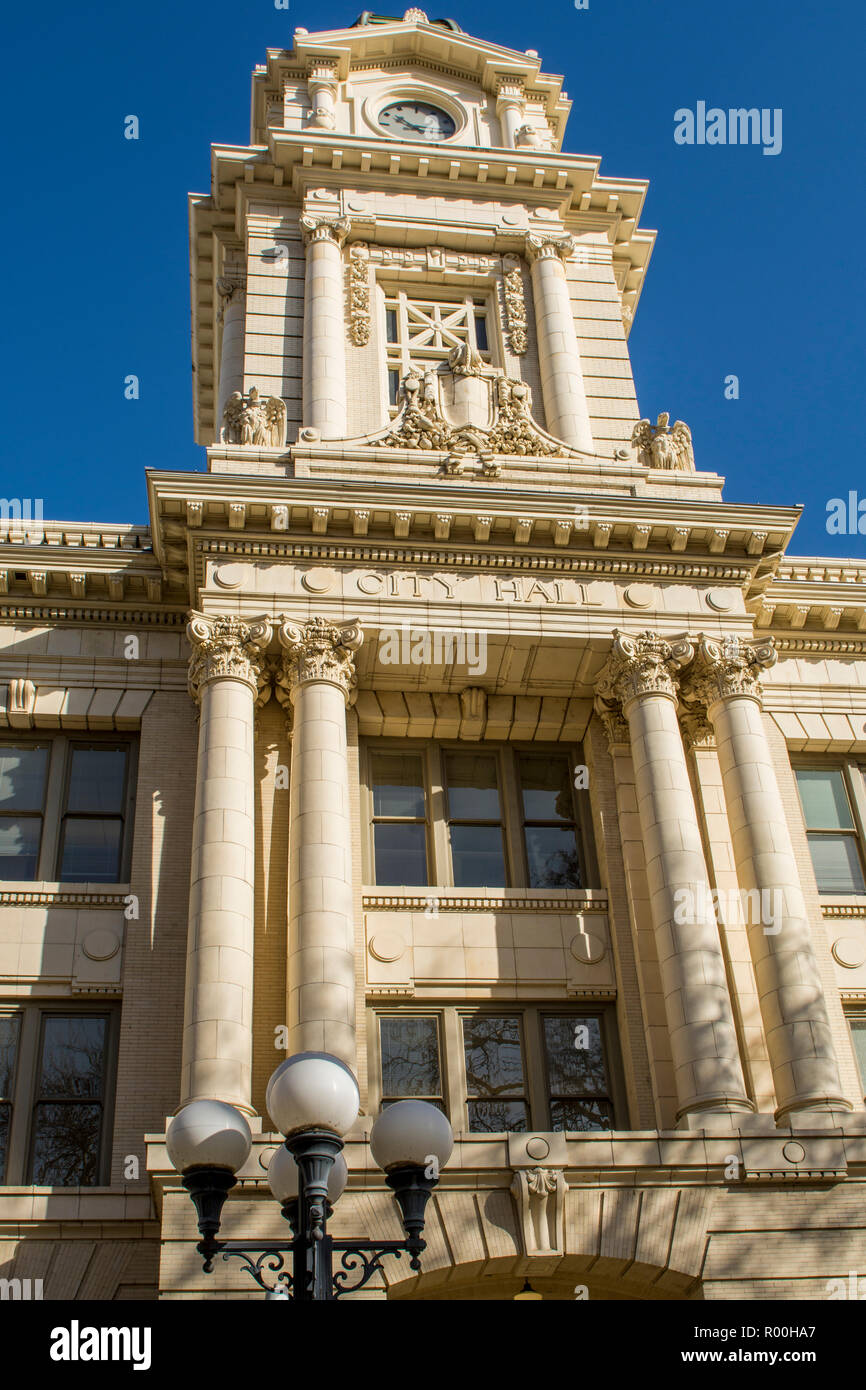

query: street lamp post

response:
[166,1053,453,1301]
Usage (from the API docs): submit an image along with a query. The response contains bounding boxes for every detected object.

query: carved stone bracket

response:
[593,695,630,750]
[348,243,371,346]
[502,256,528,355]
[276,615,363,708]
[679,634,777,713]
[595,629,695,714]
[510,1166,567,1257]
[187,613,273,704]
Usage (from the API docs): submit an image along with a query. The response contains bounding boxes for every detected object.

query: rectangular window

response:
[462,1014,528,1132]
[383,289,494,412]
[795,767,866,893]
[0,737,135,884]
[542,1014,614,1131]
[371,751,428,886]
[518,753,582,889]
[0,744,49,880]
[0,1004,116,1187]
[847,1013,866,1101]
[444,751,507,887]
[0,1014,20,1182]
[379,1015,443,1110]
[29,1014,110,1185]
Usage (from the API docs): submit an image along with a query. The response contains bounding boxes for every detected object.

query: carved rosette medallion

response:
[595,630,695,720]
[187,613,273,704]
[680,635,777,713]
[276,615,363,707]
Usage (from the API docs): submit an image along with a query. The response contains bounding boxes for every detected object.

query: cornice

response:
[0,888,129,909]
[0,605,187,627]
[363,890,608,913]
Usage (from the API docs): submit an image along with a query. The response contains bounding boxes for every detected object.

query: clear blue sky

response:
[2,0,863,555]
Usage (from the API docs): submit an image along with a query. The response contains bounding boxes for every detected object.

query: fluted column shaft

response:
[597,632,752,1122]
[685,637,849,1122]
[301,216,349,439]
[278,616,362,1069]
[525,234,594,454]
[182,613,271,1112]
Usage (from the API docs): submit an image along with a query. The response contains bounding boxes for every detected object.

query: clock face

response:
[378,100,457,142]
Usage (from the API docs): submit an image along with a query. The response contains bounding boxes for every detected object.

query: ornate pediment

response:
[356,354,574,469]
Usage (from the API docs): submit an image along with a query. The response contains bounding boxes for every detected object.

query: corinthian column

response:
[300,215,350,440]
[278,616,363,1068]
[183,612,272,1113]
[523,233,594,454]
[682,637,850,1123]
[596,631,752,1122]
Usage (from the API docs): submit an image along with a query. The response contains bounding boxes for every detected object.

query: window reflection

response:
[30,1016,108,1185]
[462,1015,527,1131]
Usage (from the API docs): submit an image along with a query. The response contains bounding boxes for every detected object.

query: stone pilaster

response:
[277,616,363,1068]
[182,612,273,1113]
[215,266,246,435]
[300,214,350,440]
[596,631,752,1123]
[495,76,525,148]
[523,233,593,454]
[682,635,850,1124]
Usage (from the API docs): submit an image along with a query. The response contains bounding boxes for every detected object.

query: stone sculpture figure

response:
[631,411,695,471]
[221,387,287,448]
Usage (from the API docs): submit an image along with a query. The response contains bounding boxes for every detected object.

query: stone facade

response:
[2,12,866,1302]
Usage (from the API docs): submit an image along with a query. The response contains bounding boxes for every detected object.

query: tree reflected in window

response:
[462,1015,527,1131]
[30,1016,108,1185]
[379,1016,443,1110]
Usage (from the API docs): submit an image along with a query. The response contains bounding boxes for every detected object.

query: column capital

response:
[680,706,717,752]
[593,695,631,750]
[300,214,351,248]
[595,629,694,713]
[187,612,273,704]
[680,634,777,711]
[523,231,576,265]
[495,75,525,107]
[277,615,363,706]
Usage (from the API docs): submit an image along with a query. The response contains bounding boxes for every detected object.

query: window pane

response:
[386,308,398,343]
[796,768,854,829]
[463,1016,525,1097]
[66,748,127,814]
[0,817,42,879]
[445,753,501,820]
[544,1015,608,1094]
[0,745,48,811]
[59,819,122,881]
[0,1015,19,1184]
[0,1015,20,1098]
[850,1019,866,1097]
[388,368,400,406]
[371,753,425,818]
[550,1098,613,1132]
[450,824,506,887]
[806,833,866,893]
[39,1016,107,1099]
[525,825,582,888]
[373,823,428,885]
[380,1016,441,1098]
[519,755,573,821]
[30,1103,102,1185]
[467,1098,527,1132]
[474,313,488,351]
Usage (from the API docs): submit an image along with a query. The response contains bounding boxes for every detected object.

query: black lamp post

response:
[166,1053,453,1300]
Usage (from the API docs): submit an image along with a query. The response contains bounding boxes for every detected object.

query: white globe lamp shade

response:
[166,1099,252,1174]
[370,1100,453,1173]
[267,1144,348,1206]
[266,1052,360,1138]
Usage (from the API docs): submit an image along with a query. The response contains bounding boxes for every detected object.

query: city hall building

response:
[2,10,866,1302]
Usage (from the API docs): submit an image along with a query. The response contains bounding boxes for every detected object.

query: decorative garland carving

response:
[187,612,273,703]
[502,257,528,354]
[382,365,566,459]
[348,243,371,346]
